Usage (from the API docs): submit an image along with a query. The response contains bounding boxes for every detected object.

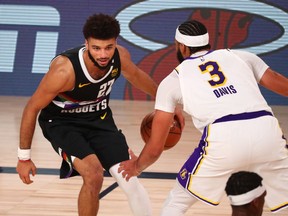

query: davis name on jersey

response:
[213,85,237,98]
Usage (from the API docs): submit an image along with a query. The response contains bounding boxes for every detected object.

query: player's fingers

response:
[125,175,131,181]
[122,170,133,181]
[123,172,132,181]
[19,176,26,184]
[25,178,33,184]
[118,164,124,173]
[121,170,128,179]
[31,167,37,176]
[128,149,135,157]
[20,175,31,184]
[128,148,137,159]
[176,114,185,130]
[180,117,185,129]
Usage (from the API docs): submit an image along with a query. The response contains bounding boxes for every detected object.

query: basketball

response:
[140,111,182,150]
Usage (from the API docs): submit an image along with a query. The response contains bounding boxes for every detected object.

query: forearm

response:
[131,73,158,98]
[19,106,38,149]
[140,74,158,98]
[135,111,174,172]
[260,69,288,97]
[135,143,163,173]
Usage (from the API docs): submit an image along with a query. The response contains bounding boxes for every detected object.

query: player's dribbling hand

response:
[118,148,141,181]
[16,160,37,184]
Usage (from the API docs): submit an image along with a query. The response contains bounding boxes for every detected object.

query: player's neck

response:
[191,49,210,57]
[83,50,111,80]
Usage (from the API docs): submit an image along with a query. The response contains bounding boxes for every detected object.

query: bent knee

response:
[83,167,103,180]
[74,156,104,186]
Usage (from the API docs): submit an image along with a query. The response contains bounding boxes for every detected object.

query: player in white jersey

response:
[119,20,288,215]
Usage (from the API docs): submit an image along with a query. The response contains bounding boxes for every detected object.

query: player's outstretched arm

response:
[119,110,174,181]
[118,45,158,98]
[260,68,288,97]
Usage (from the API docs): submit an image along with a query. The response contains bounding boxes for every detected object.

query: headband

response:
[175,27,209,47]
[228,186,266,206]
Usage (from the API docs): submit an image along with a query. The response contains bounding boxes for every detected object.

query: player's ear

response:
[179,43,185,50]
[180,44,190,58]
[85,39,88,49]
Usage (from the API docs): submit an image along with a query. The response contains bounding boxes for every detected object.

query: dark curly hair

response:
[178,20,211,53]
[225,171,263,196]
[83,13,120,40]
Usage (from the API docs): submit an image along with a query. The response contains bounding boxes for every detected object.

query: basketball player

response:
[119,20,288,215]
[225,171,266,216]
[16,13,158,216]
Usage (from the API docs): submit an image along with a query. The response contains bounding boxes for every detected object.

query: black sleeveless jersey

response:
[40,45,121,119]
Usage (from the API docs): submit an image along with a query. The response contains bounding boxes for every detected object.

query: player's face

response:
[256,191,266,216]
[85,38,116,69]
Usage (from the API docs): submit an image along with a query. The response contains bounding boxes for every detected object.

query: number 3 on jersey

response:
[199,61,227,87]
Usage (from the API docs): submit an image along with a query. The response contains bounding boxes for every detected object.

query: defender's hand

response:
[16,160,37,184]
[118,149,141,181]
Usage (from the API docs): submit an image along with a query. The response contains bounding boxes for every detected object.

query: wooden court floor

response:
[0,96,287,216]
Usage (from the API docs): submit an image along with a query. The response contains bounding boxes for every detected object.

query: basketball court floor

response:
[1,96,287,215]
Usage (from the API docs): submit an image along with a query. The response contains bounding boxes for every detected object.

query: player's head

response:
[83,14,120,70]
[225,171,266,216]
[175,20,211,63]
[83,13,120,40]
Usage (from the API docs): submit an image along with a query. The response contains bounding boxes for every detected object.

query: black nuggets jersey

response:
[40,46,121,119]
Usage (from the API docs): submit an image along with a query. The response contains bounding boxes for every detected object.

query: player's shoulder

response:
[213,48,250,56]
[117,44,132,64]
[117,44,129,57]
[50,55,72,69]
[160,70,179,87]
[49,53,74,80]
[227,48,257,59]
[216,49,262,64]
[51,45,84,67]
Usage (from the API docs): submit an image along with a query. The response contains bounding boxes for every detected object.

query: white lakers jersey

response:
[155,49,272,132]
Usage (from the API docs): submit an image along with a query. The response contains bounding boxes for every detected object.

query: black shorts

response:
[38,108,129,178]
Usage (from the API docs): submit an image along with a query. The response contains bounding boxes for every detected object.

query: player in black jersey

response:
[16,13,163,216]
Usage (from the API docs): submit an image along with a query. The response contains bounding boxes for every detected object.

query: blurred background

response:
[0,0,287,104]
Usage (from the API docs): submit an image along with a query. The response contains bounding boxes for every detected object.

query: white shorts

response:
[177,113,288,212]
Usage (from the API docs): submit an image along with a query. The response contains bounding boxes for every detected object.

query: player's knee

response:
[74,155,104,189]
[81,165,104,191]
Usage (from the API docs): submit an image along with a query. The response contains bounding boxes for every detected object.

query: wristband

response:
[18,159,31,162]
[18,147,31,161]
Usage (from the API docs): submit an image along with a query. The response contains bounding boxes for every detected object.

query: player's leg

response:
[253,160,288,213]
[39,118,102,216]
[110,163,152,216]
[73,154,104,216]
[91,113,152,215]
[250,116,288,212]
[160,123,238,215]
[160,182,198,216]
